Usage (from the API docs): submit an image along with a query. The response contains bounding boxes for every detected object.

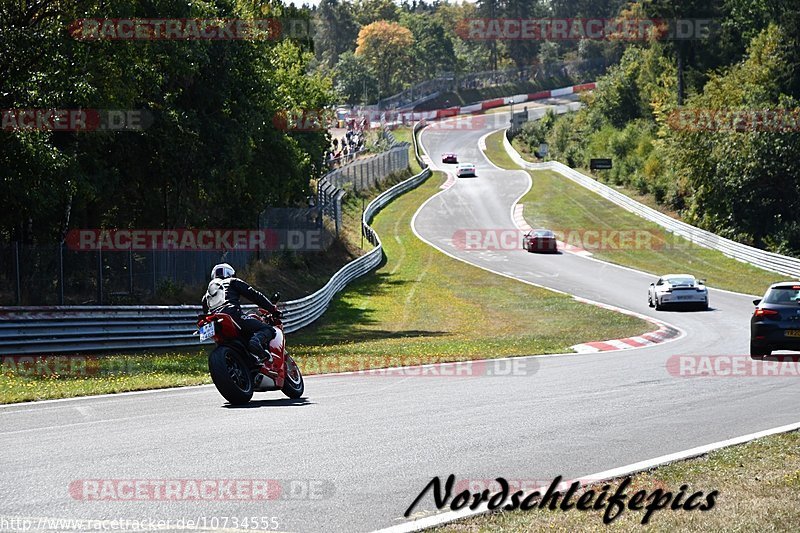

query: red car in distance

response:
[524,229,558,253]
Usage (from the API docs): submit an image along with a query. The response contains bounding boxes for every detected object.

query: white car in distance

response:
[648,274,709,310]
[455,163,476,177]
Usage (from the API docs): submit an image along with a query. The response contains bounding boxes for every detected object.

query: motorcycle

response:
[196,293,304,405]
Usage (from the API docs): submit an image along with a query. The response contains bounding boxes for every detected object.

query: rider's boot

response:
[249,330,274,366]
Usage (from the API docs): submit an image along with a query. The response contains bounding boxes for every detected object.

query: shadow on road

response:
[222,397,313,409]
[657,306,715,312]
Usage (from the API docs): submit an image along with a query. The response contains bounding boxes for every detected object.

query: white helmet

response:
[210,263,235,280]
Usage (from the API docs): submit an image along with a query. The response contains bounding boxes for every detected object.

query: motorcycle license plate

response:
[199,322,215,341]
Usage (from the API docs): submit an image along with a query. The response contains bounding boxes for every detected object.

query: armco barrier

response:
[503,131,800,279]
[383,82,596,125]
[0,124,432,355]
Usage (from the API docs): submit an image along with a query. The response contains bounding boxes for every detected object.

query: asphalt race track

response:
[2,104,799,533]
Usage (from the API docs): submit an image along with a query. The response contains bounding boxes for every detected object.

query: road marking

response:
[0,386,215,411]
[374,421,800,533]
[500,134,762,298]
[413,126,685,354]
[513,203,592,257]
[0,413,158,436]
[440,171,456,189]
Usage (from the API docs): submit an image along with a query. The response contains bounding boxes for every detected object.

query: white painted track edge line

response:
[373,421,800,533]
[414,127,686,351]
[503,138,764,299]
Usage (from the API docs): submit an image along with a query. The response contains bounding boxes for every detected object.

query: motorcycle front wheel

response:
[281,355,304,399]
[209,346,254,405]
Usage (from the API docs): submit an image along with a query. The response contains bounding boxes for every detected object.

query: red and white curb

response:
[418,117,681,356]
[509,203,678,353]
[570,296,682,353]
[571,325,681,353]
[378,82,596,129]
[440,172,456,190]
[512,204,592,257]
[420,154,456,190]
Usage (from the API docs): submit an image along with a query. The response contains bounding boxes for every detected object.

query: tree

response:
[435,1,491,74]
[504,0,546,72]
[333,51,379,104]
[353,0,400,26]
[476,0,501,71]
[355,21,414,97]
[313,0,360,68]
[587,48,643,128]
[0,0,335,243]
[538,41,560,68]
[668,24,800,252]
[401,13,456,81]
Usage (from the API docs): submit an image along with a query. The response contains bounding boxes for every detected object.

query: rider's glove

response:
[271,307,282,319]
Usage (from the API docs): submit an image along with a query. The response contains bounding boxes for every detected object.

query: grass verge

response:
[1,141,650,403]
[484,130,783,295]
[434,430,800,532]
[390,126,423,175]
[288,172,649,361]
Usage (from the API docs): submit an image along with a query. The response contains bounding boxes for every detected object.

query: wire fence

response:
[0,208,334,306]
[0,122,432,354]
[324,143,410,191]
[317,136,410,235]
[0,134,410,306]
[0,243,258,306]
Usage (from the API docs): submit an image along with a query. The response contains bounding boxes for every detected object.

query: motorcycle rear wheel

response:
[209,346,254,405]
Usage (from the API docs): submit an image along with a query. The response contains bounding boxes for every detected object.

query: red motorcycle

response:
[196,294,304,405]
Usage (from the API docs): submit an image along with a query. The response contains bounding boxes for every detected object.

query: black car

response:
[750,282,800,357]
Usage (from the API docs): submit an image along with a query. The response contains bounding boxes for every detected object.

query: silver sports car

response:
[648,274,709,310]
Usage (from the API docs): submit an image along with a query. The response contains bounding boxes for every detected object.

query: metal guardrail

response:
[503,131,800,279]
[0,123,432,355]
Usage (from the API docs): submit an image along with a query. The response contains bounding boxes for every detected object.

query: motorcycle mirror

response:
[272,292,281,303]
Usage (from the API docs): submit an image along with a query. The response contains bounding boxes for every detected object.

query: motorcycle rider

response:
[201,263,280,365]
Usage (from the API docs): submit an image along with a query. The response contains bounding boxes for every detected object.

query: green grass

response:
[484,130,785,296]
[482,128,518,170]
[435,430,800,532]
[391,126,423,175]
[0,350,209,404]
[288,171,649,362]
[1,152,650,403]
